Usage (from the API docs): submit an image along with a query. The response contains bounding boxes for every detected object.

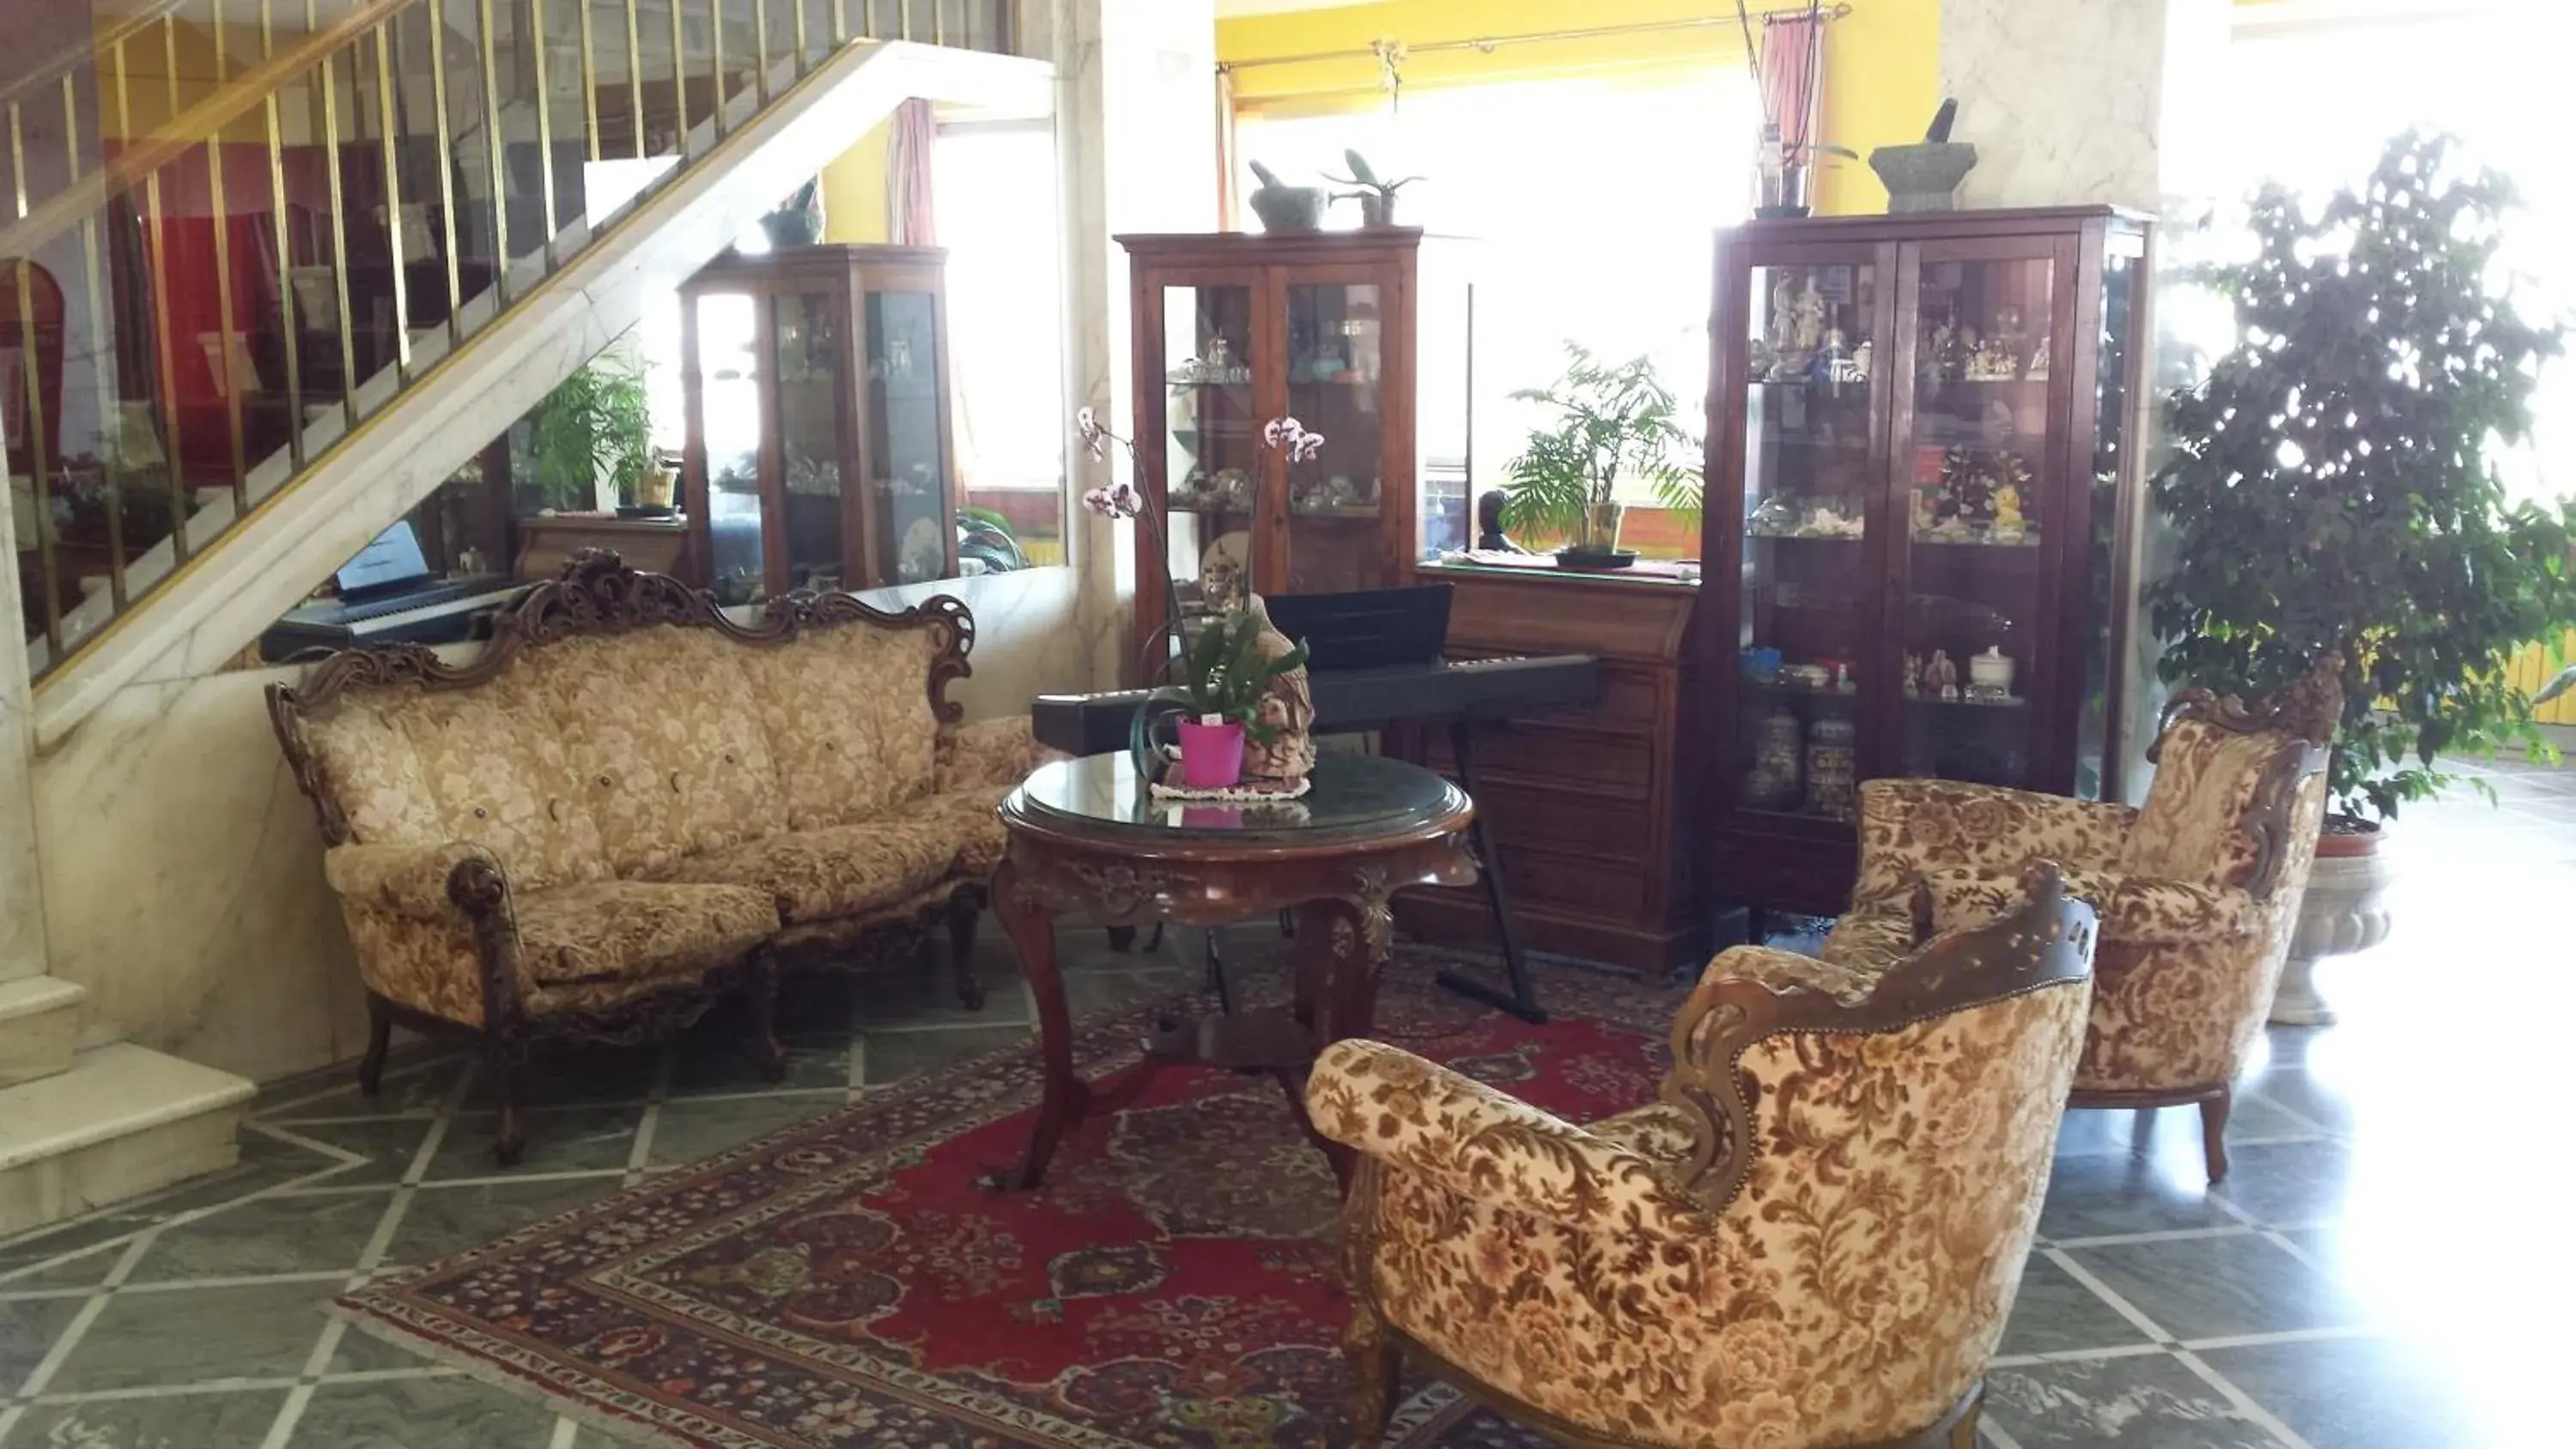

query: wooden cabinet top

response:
[1720,204,2151,246]
[1117,228,1425,266]
[684,244,948,291]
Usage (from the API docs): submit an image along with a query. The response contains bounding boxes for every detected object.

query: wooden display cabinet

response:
[679,244,957,600]
[1704,206,2153,917]
[1119,229,1420,672]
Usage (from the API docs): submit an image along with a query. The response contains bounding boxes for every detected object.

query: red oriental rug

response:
[340,952,1685,1447]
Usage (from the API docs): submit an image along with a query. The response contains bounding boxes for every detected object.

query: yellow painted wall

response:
[1216,0,1940,215]
[818,118,894,245]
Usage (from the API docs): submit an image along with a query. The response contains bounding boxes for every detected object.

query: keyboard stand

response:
[1432,718,1547,1023]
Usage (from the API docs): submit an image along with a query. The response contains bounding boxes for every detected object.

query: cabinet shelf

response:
[1904,692,2029,710]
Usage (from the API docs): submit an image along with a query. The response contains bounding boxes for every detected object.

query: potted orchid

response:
[1078,408,1313,788]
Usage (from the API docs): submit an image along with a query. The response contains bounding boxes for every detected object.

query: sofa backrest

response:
[270,553,973,885]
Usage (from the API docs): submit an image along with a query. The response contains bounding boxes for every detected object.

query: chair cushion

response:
[645,819,963,925]
[739,625,943,830]
[535,630,787,876]
[1918,862,2262,944]
[2121,718,2285,888]
[511,880,778,987]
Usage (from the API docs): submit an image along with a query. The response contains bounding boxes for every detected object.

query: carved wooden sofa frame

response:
[268,552,996,1161]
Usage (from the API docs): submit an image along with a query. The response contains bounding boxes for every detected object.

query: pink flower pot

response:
[1175,718,1246,790]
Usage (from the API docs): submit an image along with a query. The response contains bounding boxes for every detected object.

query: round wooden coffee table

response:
[988,750,1477,1190]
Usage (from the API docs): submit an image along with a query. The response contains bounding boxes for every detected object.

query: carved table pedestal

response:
[990,751,1476,1190]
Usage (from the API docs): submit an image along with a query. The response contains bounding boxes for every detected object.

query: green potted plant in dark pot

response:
[2150,130,2573,1025]
[1500,343,1701,569]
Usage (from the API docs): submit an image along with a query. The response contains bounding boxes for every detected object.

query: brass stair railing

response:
[3,0,1011,676]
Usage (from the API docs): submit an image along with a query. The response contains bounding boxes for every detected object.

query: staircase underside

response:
[30,39,1053,749]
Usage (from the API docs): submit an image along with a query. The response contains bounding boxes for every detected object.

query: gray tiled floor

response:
[0,758,2565,1446]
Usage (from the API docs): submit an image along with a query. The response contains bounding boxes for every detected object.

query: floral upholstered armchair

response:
[1310,865,2098,1449]
[1821,658,2341,1181]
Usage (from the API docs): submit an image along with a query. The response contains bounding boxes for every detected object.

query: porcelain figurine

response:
[2026,335,2050,379]
[1903,649,1923,695]
[1236,594,1315,791]
[1924,648,1959,699]
[1993,482,2027,542]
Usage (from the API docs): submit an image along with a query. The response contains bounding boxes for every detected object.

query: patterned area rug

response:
[340,953,1685,1447]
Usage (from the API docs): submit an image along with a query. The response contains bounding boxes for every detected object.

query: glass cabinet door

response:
[696,291,768,600]
[865,290,951,585]
[1160,282,1260,631]
[1734,258,1881,827]
[1281,278,1387,594]
[1896,250,2058,791]
[773,292,847,592]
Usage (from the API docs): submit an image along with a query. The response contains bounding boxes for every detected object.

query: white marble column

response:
[0,437,53,983]
[1030,0,1218,689]
[1941,0,2172,210]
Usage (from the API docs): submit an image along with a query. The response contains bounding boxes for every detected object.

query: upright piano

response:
[259,520,519,663]
[1030,585,1599,1022]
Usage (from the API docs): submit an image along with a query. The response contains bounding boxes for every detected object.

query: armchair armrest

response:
[1307,1039,1717,1239]
[322,840,508,921]
[1855,778,2136,901]
[934,715,1061,793]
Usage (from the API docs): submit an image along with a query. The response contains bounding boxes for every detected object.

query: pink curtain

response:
[889,99,939,246]
[1761,11,1826,161]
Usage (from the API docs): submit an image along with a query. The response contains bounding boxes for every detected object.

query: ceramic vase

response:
[1176,718,1247,790]
[2275,821,2392,1026]
[1803,712,1857,822]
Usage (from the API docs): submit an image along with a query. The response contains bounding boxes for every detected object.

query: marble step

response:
[0,1042,255,1236]
[0,976,86,1088]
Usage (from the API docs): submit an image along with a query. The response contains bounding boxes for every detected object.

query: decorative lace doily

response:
[1145,776,1315,803]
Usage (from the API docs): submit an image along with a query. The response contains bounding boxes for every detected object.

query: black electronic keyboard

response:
[1030,652,1600,756]
[258,519,517,661]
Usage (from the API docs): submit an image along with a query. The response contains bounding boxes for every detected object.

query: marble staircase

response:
[0,985,256,1235]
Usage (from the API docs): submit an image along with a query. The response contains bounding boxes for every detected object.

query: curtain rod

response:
[1219,3,1850,75]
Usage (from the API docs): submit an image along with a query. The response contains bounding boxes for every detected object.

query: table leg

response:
[1290,894,1394,1189]
[1435,718,1549,1024]
[992,859,1084,1191]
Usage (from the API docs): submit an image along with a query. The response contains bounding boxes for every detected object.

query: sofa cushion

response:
[307,665,608,890]
[915,783,1012,876]
[740,624,942,830]
[512,880,778,987]
[646,820,962,925]
[2121,718,2281,888]
[536,630,787,876]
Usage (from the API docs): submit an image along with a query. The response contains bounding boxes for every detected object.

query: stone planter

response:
[2274,818,2392,1026]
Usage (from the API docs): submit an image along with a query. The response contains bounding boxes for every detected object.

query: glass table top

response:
[1012,750,1465,844]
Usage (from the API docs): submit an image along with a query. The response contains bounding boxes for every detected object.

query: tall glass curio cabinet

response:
[1118,228,1421,674]
[1703,207,2152,917]
[680,245,957,601]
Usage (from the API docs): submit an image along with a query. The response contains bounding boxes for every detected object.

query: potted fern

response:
[1500,343,1702,568]
[529,343,657,512]
[2150,130,2573,1022]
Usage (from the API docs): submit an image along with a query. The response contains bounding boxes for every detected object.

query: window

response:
[935,122,1069,567]
[1237,70,1760,552]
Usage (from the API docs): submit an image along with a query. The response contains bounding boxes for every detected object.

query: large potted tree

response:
[2150,130,2572,1024]
[1499,343,1701,567]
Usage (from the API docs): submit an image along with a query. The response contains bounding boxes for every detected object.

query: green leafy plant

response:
[528,343,655,510]
[1501,343,1702,538]
[1326,149,1422,223]
[2149,130,2573,822]
[1162,610,1309,743]
[957,505,1026,573]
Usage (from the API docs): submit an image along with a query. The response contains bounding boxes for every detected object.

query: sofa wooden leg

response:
[946,894,987,1010]
[2200,1090,2232,1183]
[747,954,787,1082]
[1346,1306,1402,1442]
[490,1049,528,1167]
[357,1003,392,1097]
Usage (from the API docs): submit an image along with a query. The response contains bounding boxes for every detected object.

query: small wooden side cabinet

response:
[1392,559,1706,973]
[1703,206,2154,917]
[1119,228,1422,675]
[513,515,691,582]
[679,244,957,601]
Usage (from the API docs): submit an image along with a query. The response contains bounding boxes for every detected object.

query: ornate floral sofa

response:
[1820,658,2341,1181]
[1310,864,2099,1449]
[268,554,1052,1161]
